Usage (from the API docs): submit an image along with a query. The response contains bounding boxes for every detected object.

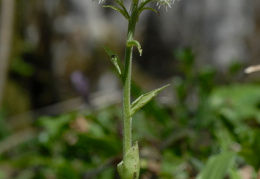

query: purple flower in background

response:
[70,71,89,103]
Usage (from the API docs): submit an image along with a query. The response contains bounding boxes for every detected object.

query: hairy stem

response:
[122,1,139,156]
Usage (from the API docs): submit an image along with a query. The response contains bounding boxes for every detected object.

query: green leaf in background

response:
[197,152,236,179]
[130,84,170,116]
[57,162,80,179]
[0,170,6,179]
[117,142,140,179]
[160,150,189,179]
[229,168,242,179]
[104,47,122,75]
[215,128,235,153]
[39,115,71,139]
[10,57,34,77]
[210,84,260,123]
[240,130,260,170]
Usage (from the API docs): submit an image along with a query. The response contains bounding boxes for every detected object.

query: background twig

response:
[0,0,15,107]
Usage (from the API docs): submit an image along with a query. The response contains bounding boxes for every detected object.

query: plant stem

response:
[122,1,139,156]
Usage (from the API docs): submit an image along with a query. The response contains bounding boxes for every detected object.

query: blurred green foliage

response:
[1,49,260,178]
[10,57,34,77]
[197,152,236,179]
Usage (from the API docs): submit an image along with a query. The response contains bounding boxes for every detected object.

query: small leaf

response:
[111,56,122,75]
[104,47,116,57]
[117,142,140,179]
[130,84,170,116]
[103,5,130,20]
[126,40,142,56]
[104,47,122,75]
[140,7,160,15]
[197,152,236,179]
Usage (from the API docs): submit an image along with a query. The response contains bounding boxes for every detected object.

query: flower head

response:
[156,0,176,9]
[96,0,105,4]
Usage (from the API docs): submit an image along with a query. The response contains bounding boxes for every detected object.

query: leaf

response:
[140,7,159,15]
[197,152,236,179]
[104,47,116,57]
[111,56,122,75]
[104,47,122,75]
[103,5,130,20]
[126,40,142,56]
[229,168,242,179]
[130,84,170,116]
[117,142,140,179]
[210,84,260,123]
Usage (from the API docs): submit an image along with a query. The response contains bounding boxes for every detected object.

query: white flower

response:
[156,0,176,9]
[96,0,105,4]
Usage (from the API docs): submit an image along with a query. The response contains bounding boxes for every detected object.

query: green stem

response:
[122,1,139,156]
